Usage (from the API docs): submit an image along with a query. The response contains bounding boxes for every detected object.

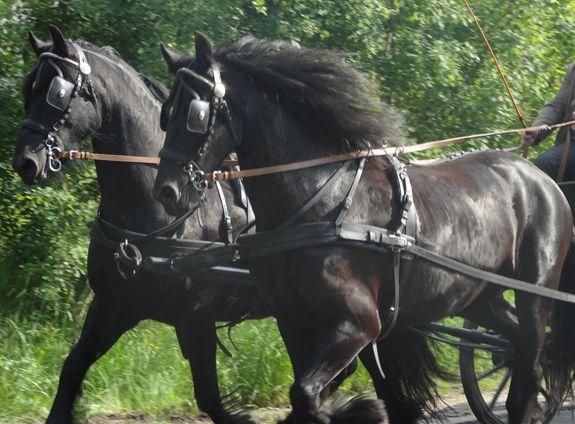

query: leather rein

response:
[196,120,575,183]
[56,149,239,168]
[50,120,575,175]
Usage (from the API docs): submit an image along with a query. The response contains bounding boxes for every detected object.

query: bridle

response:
[159,62,239,192]
[20,42,100,173]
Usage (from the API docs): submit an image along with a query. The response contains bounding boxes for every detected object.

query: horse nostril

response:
[158,184,180,207]
[14,157,39,184]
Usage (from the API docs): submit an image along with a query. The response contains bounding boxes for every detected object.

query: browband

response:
[39,42,91,75]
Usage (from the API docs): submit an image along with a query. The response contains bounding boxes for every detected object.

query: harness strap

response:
[407,244,575,304]
[335,158,366,226]
[375,249,402,344]
[242,161,353,254]
[215,181,234,245]
[21,119,51,136]
[114,202,202,245]
[377,158,418,339]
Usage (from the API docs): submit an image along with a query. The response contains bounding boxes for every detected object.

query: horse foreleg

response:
[278,319,384,424]
[319,357,358,403]
[176,318,255,424]
[46,297,137,424]
[278,321,358,405]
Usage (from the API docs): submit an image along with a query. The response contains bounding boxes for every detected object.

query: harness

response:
[20,44,254,281]
[158,63,240,192]
[153,61,575,345]
[21,43,100,173]
[154,60,419,336]
[233,156,417,336]
[93,175,251,280]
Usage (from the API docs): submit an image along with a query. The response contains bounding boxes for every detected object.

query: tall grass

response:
[0,316,379,423]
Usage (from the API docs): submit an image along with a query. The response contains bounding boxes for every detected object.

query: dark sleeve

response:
[531,62,575,144]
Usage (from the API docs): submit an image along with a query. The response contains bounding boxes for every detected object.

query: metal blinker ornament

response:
[79,62,91,76]
[213,83,226,99]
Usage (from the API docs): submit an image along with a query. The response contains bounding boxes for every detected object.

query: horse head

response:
[13,25,101,184]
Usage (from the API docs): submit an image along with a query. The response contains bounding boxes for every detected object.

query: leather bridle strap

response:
[56,150,239,167]
[200,120,575,182]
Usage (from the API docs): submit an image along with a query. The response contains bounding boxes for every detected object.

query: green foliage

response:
[1,0,574,419]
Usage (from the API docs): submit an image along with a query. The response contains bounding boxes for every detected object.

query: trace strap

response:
[408,244,575,304]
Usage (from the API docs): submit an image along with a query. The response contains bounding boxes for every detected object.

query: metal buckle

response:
[47,145,62,172]
[191,170,209,192]
[183,163,209,192]
[69,150,78,160]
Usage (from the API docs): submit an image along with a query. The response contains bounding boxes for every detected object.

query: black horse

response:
[154,33,575,423]
[11,26,268,424]
[12,27,452,424]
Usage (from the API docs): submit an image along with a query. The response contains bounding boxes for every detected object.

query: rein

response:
[56,149,239,168]
[197,120,575,182]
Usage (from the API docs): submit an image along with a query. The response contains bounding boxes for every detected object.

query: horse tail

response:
[378,328,453,419]
[548,227,575,404]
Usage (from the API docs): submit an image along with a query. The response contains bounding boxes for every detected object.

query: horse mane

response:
[138,74,169,102]
[75,41,168,102]
[216,37,405,150]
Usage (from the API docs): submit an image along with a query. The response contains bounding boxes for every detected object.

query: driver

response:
[522,62,575,181]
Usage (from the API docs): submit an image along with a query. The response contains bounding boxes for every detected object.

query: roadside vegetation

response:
[1,0,574,420]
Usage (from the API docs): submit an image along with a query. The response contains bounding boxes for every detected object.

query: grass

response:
[0,316,378,423]
[2,308,522,424]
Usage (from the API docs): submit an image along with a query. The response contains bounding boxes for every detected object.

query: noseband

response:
[159,63,239,192]
[21,43,99,173]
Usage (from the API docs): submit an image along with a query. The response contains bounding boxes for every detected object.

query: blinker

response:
[187,99,211,134]
[46,76,74,112]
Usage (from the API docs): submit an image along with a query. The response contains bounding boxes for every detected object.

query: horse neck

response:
[87,52,170,231]
[238,97,363,230]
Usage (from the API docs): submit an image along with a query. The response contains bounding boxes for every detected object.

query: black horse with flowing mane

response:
[154,32,575,423]
[11,26,454,424]
[11,26,269,424]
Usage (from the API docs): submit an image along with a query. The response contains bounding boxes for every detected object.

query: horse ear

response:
[28,31,50,57]
[194,31,213,71]
[160,43,187,74]
[48,25,74,57]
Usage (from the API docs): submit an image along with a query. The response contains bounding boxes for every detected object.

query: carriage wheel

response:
[458,319,561,423]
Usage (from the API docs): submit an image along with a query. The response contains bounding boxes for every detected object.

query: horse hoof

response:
[326,397,386,424]
[45,417,74,424]
[277,411,329,424]
[213,412,256,424]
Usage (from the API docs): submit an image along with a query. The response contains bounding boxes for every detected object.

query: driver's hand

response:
[522,124,551,147]
[521,130,538,147]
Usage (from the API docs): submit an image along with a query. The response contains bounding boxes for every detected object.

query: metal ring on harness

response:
[47,145,62,172]
[113,240,143,280]
[184,163,209,192]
